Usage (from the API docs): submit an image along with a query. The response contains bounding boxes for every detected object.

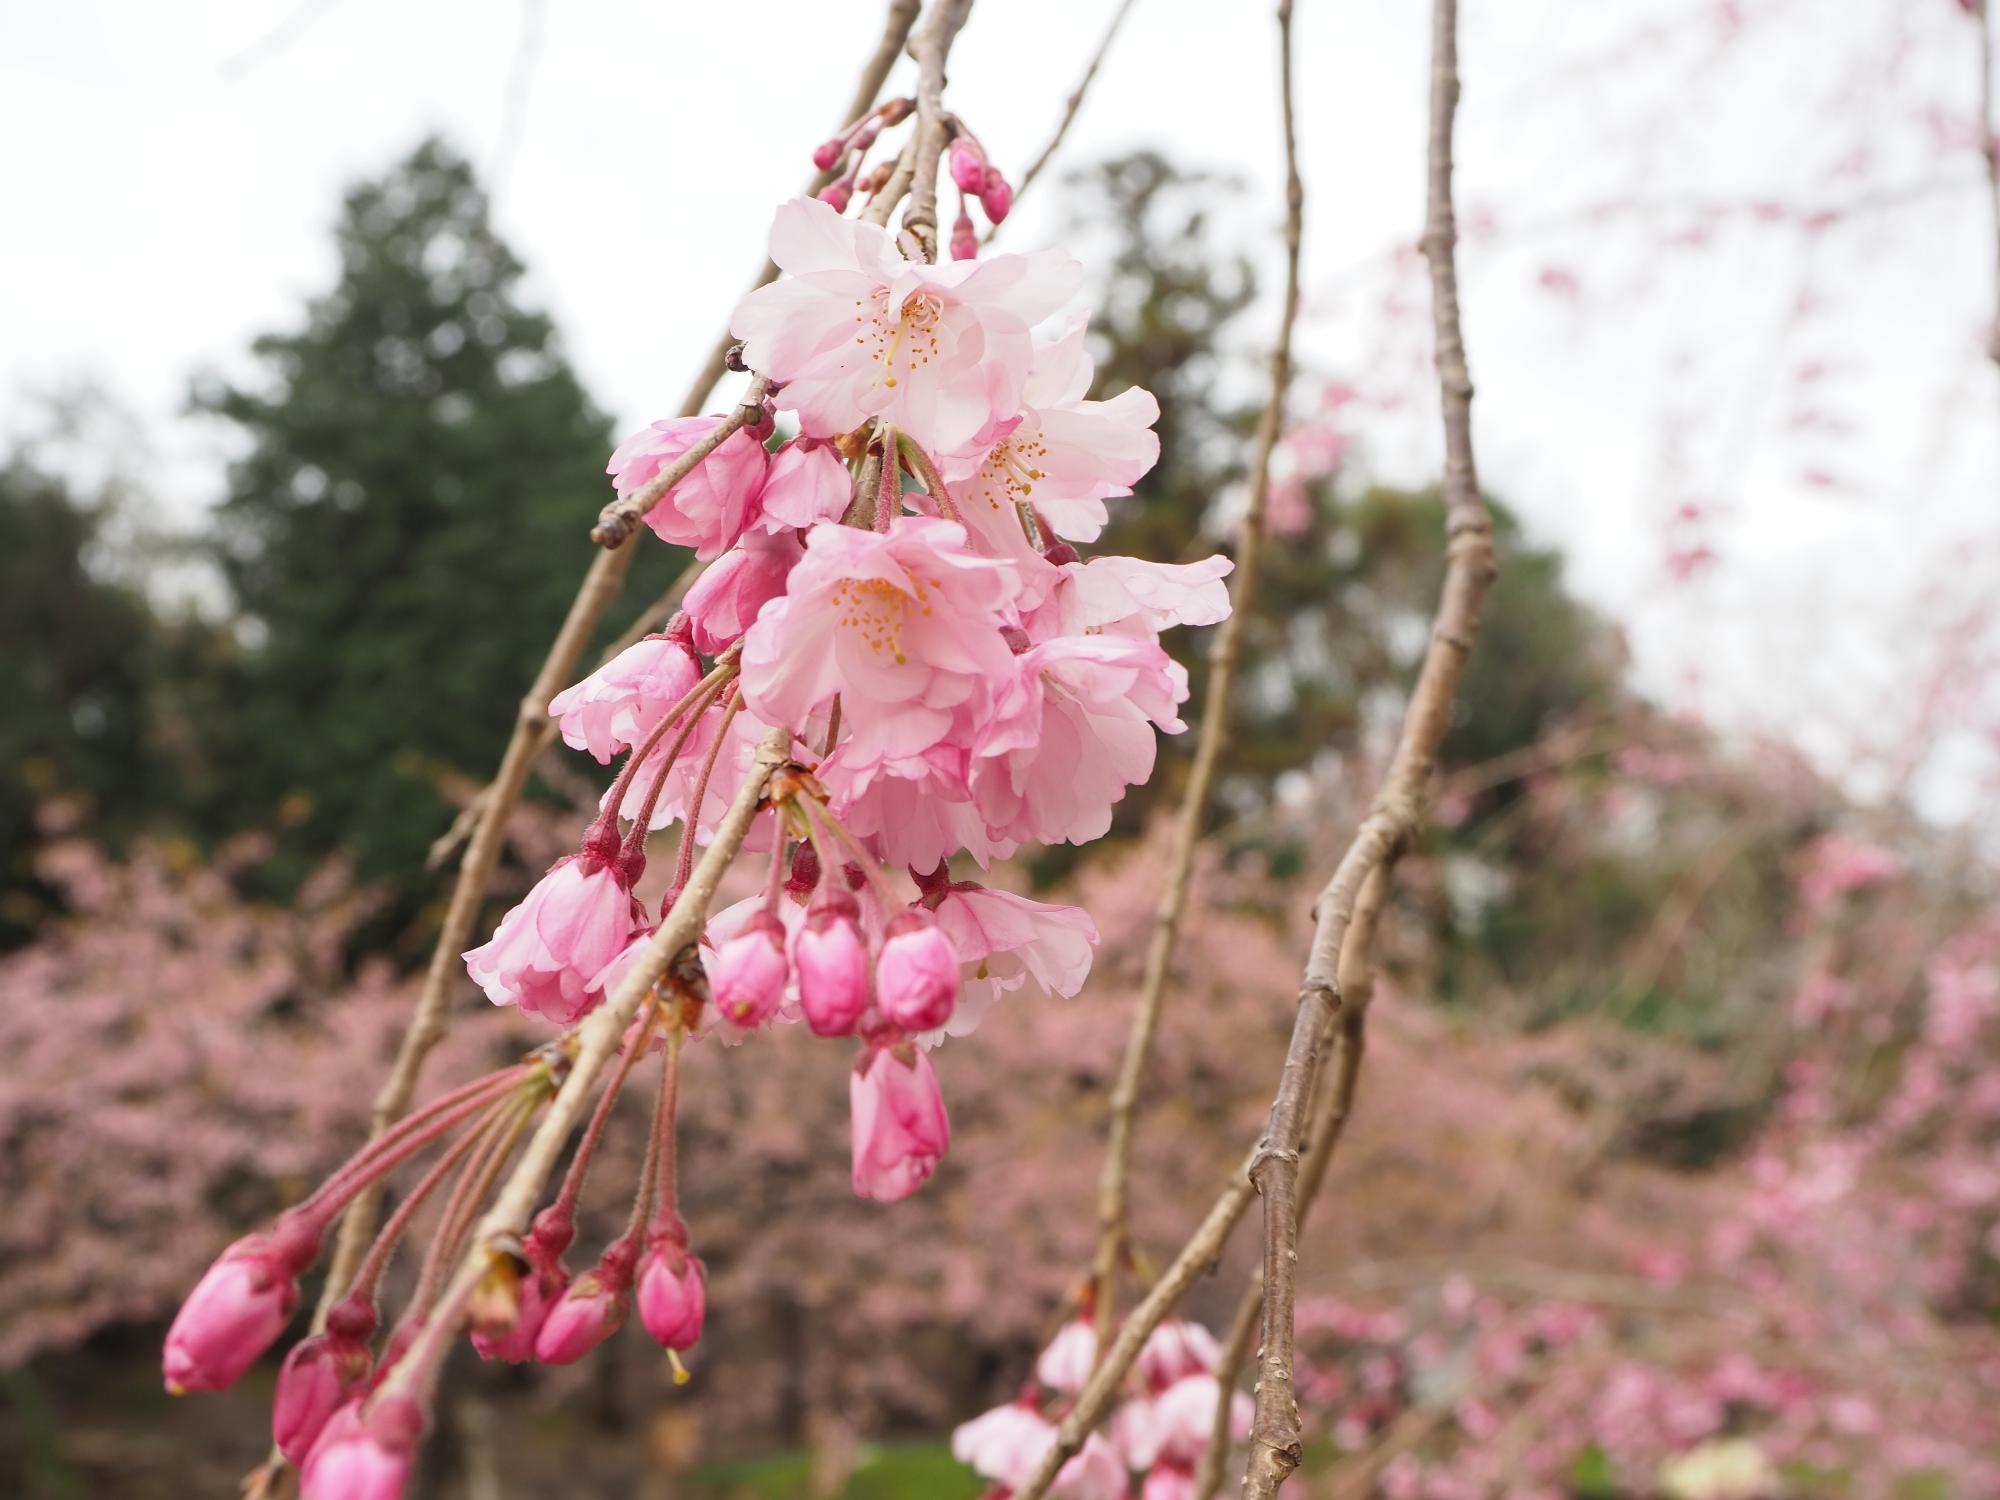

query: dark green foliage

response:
[195,139,687,895]
[0,460,159,943]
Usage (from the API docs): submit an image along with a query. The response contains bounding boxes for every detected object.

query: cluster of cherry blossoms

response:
[161,102,1234,1500]
[954,1316,1252,1500]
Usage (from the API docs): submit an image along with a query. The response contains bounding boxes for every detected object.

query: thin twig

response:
[1241,0,1490,1489]
[1193,869,1387,1499]
[1020,0,1499,1487]
[304,0,922,1379]
[901,0,976,260]
[1011,0,1140,208]
[590,376,773,548]
[1980,0,2000,371]
[372,727,791,1409]
[1086,0,1300,1363]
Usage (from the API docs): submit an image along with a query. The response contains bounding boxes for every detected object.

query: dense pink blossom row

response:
[953,1316,1252,1500]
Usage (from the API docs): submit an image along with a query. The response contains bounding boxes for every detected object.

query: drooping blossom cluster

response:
[953,1316,1251,1499]
[161,104,1232,1500]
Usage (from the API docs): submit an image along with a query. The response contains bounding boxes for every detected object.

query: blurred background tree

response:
[191,139,690,919]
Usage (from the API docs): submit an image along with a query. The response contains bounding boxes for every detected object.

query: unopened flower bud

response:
[812,136,847,172]
[637,1235,708,1352]
[979,167,1013,224]
[273,1324,375,1464]
[709,913,789,1026]
[850,1043,951,1202]
[949,139,988,194]
[163,1233,305,1393]
[950,207,979,262]
[795,886,870,1037]
[878,96,914,126]
[299,1394,424,1500]
[818,180,853,214]
[876,910,959,1031]
[533,1250,632,1365]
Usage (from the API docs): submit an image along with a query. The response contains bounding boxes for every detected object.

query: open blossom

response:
[757,440,853,529]
[730,195,1081,453]
[939,322,1160,576]
[975,634,1190,847]
[820,740,1017,871]
[741,517,1021,770]
[926,881,1097,1037]
[1038,1317,1098,1393]
[1122,1374,1252,1470]
[1031,553,1235,639]
[953,1401,1128,1499]
[463,846,644,1024]
[609,416,773,560]
[1138,1320,1221,1390]
[850,1041,951,1202]
[683,528,803,655]
[547,632,702,764]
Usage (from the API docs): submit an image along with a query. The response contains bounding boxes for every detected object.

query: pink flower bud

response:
[949,139,988,194]
[950,207,979,262]
[637,1237,708,1351]
[979,167,1013,224]
[273,1325,375,1464]
[795,887,870,1037]
[709,913,789,1026]
[470,1261,567,1364]
[299,1395,424,1500]
[818,180,853,214]
[875,910,960,1032]
[163,1234,302,1393]
[533,1265,629,1365]
[1138,1319,1221,1391]
[850,1043,951,1202]
[812,137,846,171]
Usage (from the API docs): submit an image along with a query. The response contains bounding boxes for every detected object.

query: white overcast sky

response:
[4,0,1996,826]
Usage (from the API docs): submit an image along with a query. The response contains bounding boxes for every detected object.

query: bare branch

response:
[1981,0,2000,370]
[1242,0,1491,1488]
[901,0,976,259]
[1087,0,1300,1362]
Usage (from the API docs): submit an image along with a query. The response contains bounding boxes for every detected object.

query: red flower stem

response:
[761,823,791,915]
[799,793,901,908]
[896,433,965,526]
[634,1025,686,1240]
[410,1090,542,1320]
[548,1001,664,1225]
[301,1068,529,1221]
[874,425,902,532]
[671,689,745,891]
[343,1092,514,1306]
[620,674,734,866]
[595,651,742,839]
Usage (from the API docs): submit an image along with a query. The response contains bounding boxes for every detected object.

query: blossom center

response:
[854,289,945,390]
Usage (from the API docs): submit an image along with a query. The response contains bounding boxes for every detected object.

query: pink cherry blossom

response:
[729,196,1081,453]
[273,1326,374,1463]
[546,633,702,765]
[975,634,1190,847]
[939,323,1160,569]
[875,910,960,1031]
[1034,554,1235,639]
[534,1265,628,1365]
[463,848,643,1025]
[299,1395,423,1500]
[706,911,790,1027]
[849,1042,950,1202]
[1138,1320,1222,1391]
[1037,1317,1098,1393]
[162,1234,301,1393]
[927,882,1097,1037]
[756,440,853,529]
[820,740,1018,871]
[1124,1373,1252,1470]
[741,517,1022,770]
[637,1238,707,1351]
[952,1400,1127,1500]
[795,885,871,1037]
[608,416,773,560]
[682,527,804,655]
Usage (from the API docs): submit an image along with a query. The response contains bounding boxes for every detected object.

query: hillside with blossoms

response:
[3,2,1999,1498]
